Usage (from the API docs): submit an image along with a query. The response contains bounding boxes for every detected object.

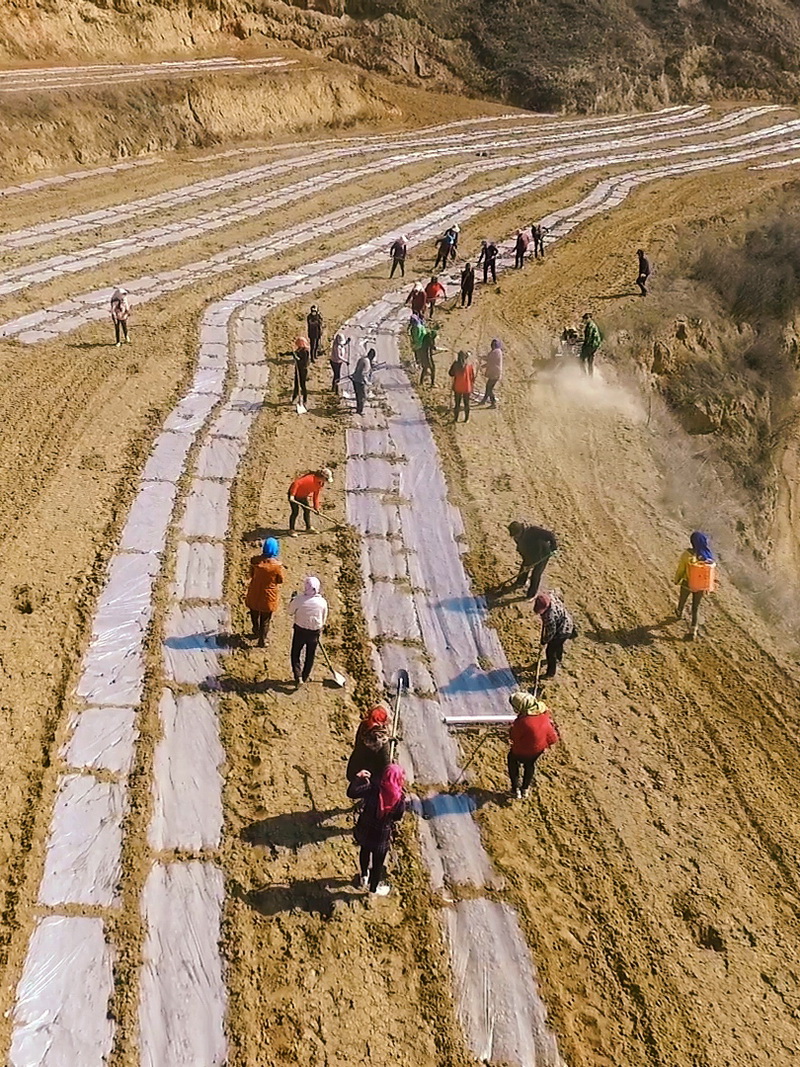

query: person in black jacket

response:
[477,240,498,283]
[507,520,558,598]
[460,262,475,307]
[347,765,408,895]
[346,707,391,782]
[636,249,651,296]
[307,305,324,361]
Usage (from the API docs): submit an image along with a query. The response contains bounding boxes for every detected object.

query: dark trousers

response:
[636,273,649,296]
[309,333,321,361]
[454,392,470,422]
[461,286,473,307]
[677,586,704,627]
[533,238,544,259]
[289,494,313,531]
[483,260,497,283]
[580,347,595,376]
[508,752,540,792]
[291,625,320,682]
[420,354,435,386]
[249,610,273,646]
[544,637,567,676]
[483,377,499,406]
[114,319,128,343]
[354,380,366,414]
[515,250,525,268]
[330,361,342,391]
[292,367,308,403]
[359,845,388,892]
[390,257,405,277]
[516,558,549,598]
[434,252,448,271]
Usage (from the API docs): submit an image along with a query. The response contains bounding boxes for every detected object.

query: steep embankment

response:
[4,0,800,111]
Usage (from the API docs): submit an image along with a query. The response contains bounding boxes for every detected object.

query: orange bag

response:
[688,560,716,593]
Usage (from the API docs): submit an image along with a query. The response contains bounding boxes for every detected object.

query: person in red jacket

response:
[448,350,475,423]
[424,276,446,318]
[507,690,559,798]
[405,282,427,317]
[287,467,333,535]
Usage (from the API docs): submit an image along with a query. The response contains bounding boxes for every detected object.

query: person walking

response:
[425,276,446,317]
[418,323,439,386]
[329,331,348,392]
[460,262,475,307]
[580,313,601,376]
[351,349,372,415]
[507,521,557,597]
[507,691,559,798]
[287,467,333,536]
[110,287,131,346]
[346,764,408,895]
[514,229,529,269]
[346,706,391,782]
[531,224,546,259]
[245,537,284,647]
[532,592,578,679]
[291,336,311,407]
[674,531,716,638]
[405,282,427,317]
[389,236,408,278]
[434,229,455,271]
[477,239,498,283]
[636,248,651,297]
[307,306,324,361]
[288,576,328,689]
[480,338,503,407]
[448,224,460,261]
[449,350,475,423]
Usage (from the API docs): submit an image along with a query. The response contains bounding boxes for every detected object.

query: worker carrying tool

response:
[507,691,559,798]
[287,468,333,536]
[507,521,558,598]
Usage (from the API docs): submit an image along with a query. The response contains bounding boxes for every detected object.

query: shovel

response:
[292,365,307,414]
[389,668,409,762]
[318,639,346,687]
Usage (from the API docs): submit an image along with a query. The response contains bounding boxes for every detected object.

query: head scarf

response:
[690,531,714,562]
[263,537,279,558]
[532,593,551,615]
[111,287,128,300]
[303,576,321,596]
[491,338,503,350]
[294,335,310,351]
[320,467,333,483]
[378,763,406,817]
[457,349,469,367]
[363,706,389,731]
[509,691,546,716]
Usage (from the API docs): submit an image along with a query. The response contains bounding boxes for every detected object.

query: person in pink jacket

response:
[480,338,503,407]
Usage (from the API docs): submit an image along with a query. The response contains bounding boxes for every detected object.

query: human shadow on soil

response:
[241,525,286,545]
[239,877,358,918]
[585,615,681,647]
[589,291,635,301]
[242,806,352,850]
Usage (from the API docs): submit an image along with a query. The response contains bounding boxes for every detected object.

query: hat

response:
[413,282,423,291]
[582,313,591,321]
[453,224,460,233]
[509,691,545,715]
[321,467,333,483]
[532,593,551,614]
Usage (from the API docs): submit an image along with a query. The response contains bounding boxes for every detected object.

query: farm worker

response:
[425,276,446,317]
[460,262,475,307]
[405,282,427,317]
[580,313,601,376]
[532,592,578,679]
[307,305,324,361]
[291,336,311,407]
[329,331,348,391]
[351,350,372,415]
[287,467,333,536]
[507,521,558,598]
[390,236,408,278]
[110,287,130,345]
[514,229,529,269]
[480,338,503,407]
[288,576,328,689]
[675,531,715,637]
[449,350,475,423]
[531,224,546,259]
[477,239,498,283]
[636,248,651,296]
[434,229,455,271]
[507,691,559,798]
[245,537,284,647]
[346,706,391,782]
[419,323,439,386]
[347,764,409,895]
[448,223,460,259]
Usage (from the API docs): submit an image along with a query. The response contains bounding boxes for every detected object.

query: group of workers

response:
[290,323,374,415]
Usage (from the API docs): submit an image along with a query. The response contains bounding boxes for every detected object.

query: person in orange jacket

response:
[245,537,285,647]
[448,350,475,423]
[507,690,559,798]
[425,276,446,317]
[287,467,333,536]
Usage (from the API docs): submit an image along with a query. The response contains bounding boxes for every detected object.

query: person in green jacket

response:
[581,313,601,376]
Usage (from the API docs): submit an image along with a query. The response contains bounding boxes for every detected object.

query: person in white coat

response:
[288,576,329,688]
[110,287,130,346]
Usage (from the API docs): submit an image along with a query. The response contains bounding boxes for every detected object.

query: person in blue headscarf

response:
[674,531,715,636]
[245,537,284,647]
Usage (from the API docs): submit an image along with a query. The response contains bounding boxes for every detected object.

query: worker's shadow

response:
[241,525,285,545]
[590,291,636,300]
[585,615,679,647]
[236,877,357,918]
[241,806,352,852]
